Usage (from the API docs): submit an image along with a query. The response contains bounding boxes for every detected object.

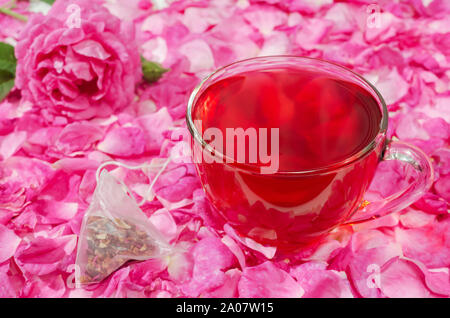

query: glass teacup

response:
[186,56,433,253]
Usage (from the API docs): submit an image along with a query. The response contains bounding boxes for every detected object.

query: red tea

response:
[191,67,384,252]
[193,68,381,171]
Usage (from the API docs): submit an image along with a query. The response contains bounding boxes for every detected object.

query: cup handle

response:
[345,140,434,224]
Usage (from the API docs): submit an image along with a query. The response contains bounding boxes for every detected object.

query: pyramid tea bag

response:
[75,170,172,285]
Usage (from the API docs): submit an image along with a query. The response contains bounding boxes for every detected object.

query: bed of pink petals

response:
[0,0,449,298]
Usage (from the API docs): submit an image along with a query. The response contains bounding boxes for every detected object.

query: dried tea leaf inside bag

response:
[75,170,172,285]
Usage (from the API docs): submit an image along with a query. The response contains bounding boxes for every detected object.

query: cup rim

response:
[186,55,388,175]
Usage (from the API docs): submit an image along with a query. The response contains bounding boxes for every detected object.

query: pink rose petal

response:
[205,269,241,298]
[399,209,437,228]
[34,200,79,225]
[179,39,215,73]
[294,18,333,51]
[53,122,104,155]
[221,235,246,270]
[367,68,409,105]
[136,107,173,153]
[0,261,25,297]
[129,258,168,287]
[72,40,112,60]
[0,131,27,160]
[0,225,21,263]
[149,208,178,241]
[395,218,450,268]
[181,237,236,297]
[98,126,147,156]
[15,235,77,277]
[167,250,194,283]
[435,176,450,202]
[243,6,287,36]
[290,262,353,298]
[21,274,67,298]
[413,193,449,215]
[379,257,434,298]
[238,261,304,298]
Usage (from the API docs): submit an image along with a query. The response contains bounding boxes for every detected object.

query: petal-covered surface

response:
[0,0,448,298]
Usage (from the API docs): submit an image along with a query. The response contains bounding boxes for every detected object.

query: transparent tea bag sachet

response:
[75,169,173,286]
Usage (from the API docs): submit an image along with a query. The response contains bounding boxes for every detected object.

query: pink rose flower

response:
[15,0,142,123]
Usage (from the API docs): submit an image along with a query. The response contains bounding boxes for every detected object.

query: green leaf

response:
[0,78,14,101]
[0,59,16,75]
[0,42,17,102]
[41,0,56,5]
[0,42,16,64]
[141,56,169,83]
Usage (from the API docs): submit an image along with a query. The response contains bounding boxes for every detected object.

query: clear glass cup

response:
[186,56,434,254]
